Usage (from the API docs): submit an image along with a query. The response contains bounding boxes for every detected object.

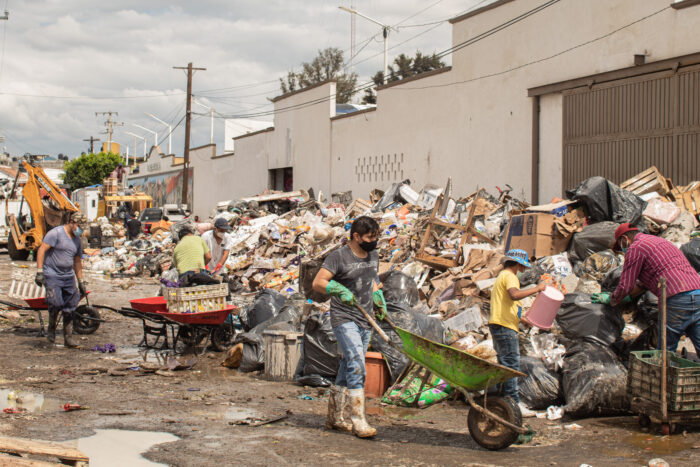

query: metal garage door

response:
[562,65,700,191]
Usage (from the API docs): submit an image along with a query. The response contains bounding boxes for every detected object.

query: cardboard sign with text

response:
[504,213,571,260]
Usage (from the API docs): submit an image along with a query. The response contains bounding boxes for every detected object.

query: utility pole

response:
[173,62,206,207]
[82,136,100,154]
[95,111,123,153]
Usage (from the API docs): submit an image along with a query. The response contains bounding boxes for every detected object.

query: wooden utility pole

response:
[95,111,123,153]
[173,62,206,207]
[83,136,100,154]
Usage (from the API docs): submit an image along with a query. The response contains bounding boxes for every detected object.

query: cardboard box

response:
[504,213,571,259]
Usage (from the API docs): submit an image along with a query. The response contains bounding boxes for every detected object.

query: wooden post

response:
[659,277,668,422]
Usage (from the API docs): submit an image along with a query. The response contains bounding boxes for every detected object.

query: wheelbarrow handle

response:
[354,303,402,351]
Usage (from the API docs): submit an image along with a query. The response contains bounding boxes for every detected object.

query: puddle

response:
[0,388,63,413]
[110,347,174,365]
[623,432,697,456]
[72,429,178,467]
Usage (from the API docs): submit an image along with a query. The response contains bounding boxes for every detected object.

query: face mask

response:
[620,237,629,253]
[75,227,83,236]
[359,240,377,252]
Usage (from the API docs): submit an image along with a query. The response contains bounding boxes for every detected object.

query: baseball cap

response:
[614,223,639,245]
[214,217,232,231]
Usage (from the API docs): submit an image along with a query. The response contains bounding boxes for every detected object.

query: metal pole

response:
[210,108,214,144]
[383,26,389,84]
[660,277,668,423]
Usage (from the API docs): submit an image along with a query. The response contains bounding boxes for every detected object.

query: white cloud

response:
[0,0,488,157]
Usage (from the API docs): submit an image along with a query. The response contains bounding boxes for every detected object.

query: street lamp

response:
[193,99,214,145]
[125,132,147,158]
[146,113,172,155]
[132,124,158,150]
[339,6,396,84]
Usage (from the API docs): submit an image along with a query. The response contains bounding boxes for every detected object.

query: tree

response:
[362,51,445,104]
[279,47,358,104]
[63,152,122,190]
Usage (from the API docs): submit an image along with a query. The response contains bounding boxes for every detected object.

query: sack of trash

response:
[562,341,629,417]
[681,238,700,272]
[381,271,421,308]
[566,176,646,225]
[371,302,445,383]
[240,289,288,331]
[518,356,562,410]
[573,250,621,282]
[567,222,618,264]
[296,311,340,385]
[556,293,625,346]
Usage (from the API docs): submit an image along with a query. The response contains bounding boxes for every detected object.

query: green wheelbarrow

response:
[358,304,527,451]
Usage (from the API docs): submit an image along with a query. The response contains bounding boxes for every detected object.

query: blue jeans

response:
[333,321,371,390]
[489,324,520,403]
[659,291,700,355]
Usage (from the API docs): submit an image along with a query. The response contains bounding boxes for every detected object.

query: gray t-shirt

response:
[322,245,379,329]
[43,226,82,278]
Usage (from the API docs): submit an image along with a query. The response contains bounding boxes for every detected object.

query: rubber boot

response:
[62,313,78,348]
[47,310,58,344]
[326,385,352,432]
[348,388,377,438]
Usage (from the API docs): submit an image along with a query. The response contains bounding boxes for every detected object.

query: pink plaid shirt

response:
[613,233,700,302]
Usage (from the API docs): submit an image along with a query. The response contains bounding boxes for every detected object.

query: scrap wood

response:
[0,437,88,466]
[229,410,291,427]
[620,165,673,196]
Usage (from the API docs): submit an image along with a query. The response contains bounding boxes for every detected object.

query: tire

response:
[73,305,101,334]
[211,323,236,352]
[179,326,207,347]
[467,395,522,451]
[7,231,30,261]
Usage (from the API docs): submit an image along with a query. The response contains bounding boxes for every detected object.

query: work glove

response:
[373,289,387,321]
[213,263,223,275]
[591,292,611,304]
[35,270,44,287]
[78,281,87,296]
[326,280,357,306]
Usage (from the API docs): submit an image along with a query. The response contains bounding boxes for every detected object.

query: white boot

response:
[347,388,377,438]
[326,385,352,432]
[518,402,536,418]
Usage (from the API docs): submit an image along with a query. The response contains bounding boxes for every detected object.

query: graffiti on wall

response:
[129,168,193,208]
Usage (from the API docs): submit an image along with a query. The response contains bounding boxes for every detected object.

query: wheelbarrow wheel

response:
[73,305,101,335]
[179,327,208,347]
[467,395,522,451]
[211,323,236,352]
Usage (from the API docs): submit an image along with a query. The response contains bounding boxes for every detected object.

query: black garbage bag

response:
[518,263,544,287]
[371,302,445,383]
[681,238,700,272]
[567,222,618,263]
[556,293,625,346]
[372,180,411,212]
[573,249,621,282]
[381,271,420,308]
[301,311,340,378]
[518,356,563,410]
[601,265,624,292]
[234,302,303,372]
[240,289,288,331]
[562,341,629,417]
[566,176,647,225]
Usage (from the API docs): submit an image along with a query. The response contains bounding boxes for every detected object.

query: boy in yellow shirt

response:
[489,249,545,417]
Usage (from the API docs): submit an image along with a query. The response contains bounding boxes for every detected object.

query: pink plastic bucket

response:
[524,286,564,330]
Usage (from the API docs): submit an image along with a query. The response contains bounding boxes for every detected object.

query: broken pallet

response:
[620,166,673,196]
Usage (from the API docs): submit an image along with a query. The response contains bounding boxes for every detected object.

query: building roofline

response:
[233,126,274,141]
[330,107,377,121]
[449,0,515,24]
[270,79,337,102]
[190,143,216,152]
[376,66,452,91]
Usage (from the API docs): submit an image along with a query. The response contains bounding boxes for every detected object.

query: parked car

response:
[139,205,188,234]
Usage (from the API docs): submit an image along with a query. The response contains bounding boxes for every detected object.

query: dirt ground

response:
[1,254,699,466]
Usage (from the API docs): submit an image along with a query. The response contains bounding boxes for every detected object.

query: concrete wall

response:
[194,0,700,214]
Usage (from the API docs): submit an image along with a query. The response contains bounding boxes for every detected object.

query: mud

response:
[1,255,700,466]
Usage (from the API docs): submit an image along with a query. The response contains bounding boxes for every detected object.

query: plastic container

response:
[524,286,564,330]
[365,351,391,398]
[628,350,700,411]
[263,330,303,381]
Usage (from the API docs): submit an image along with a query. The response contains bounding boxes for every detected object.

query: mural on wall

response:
[129,168,193,207]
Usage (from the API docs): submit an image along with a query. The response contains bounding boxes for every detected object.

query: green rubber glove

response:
[591,292,611,304]
[373,289,387,321]
[326,280,357,306]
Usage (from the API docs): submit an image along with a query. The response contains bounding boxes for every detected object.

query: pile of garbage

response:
[81,167,700,419]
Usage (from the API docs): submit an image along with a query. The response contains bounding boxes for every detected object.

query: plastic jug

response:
[524,286,564,330]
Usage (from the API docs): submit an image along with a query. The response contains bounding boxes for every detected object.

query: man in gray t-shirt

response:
[313,216,387,439]
[35,212,87,347]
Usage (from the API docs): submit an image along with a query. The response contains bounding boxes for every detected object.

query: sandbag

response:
[562,341,629,417]
[371,302,445,383]
[518,356,562,410]
[566,176,646,225]
[556,293,625,346]
[240,289,288,331]
[300,312,340,378]
[681,238,700,272]
[234,302,302,372]
[382,271,420,308]
[567,222,618,263]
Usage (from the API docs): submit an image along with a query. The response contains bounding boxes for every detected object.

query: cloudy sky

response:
[0,0,491,158]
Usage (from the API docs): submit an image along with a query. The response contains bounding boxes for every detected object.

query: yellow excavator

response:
[5,160,79,260]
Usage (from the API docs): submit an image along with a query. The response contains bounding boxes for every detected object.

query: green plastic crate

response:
[628,350,700,412]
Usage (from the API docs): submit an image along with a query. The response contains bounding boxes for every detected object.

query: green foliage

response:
[362,52,445,104]
[63,152,122,189]
[279,47,358,104]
